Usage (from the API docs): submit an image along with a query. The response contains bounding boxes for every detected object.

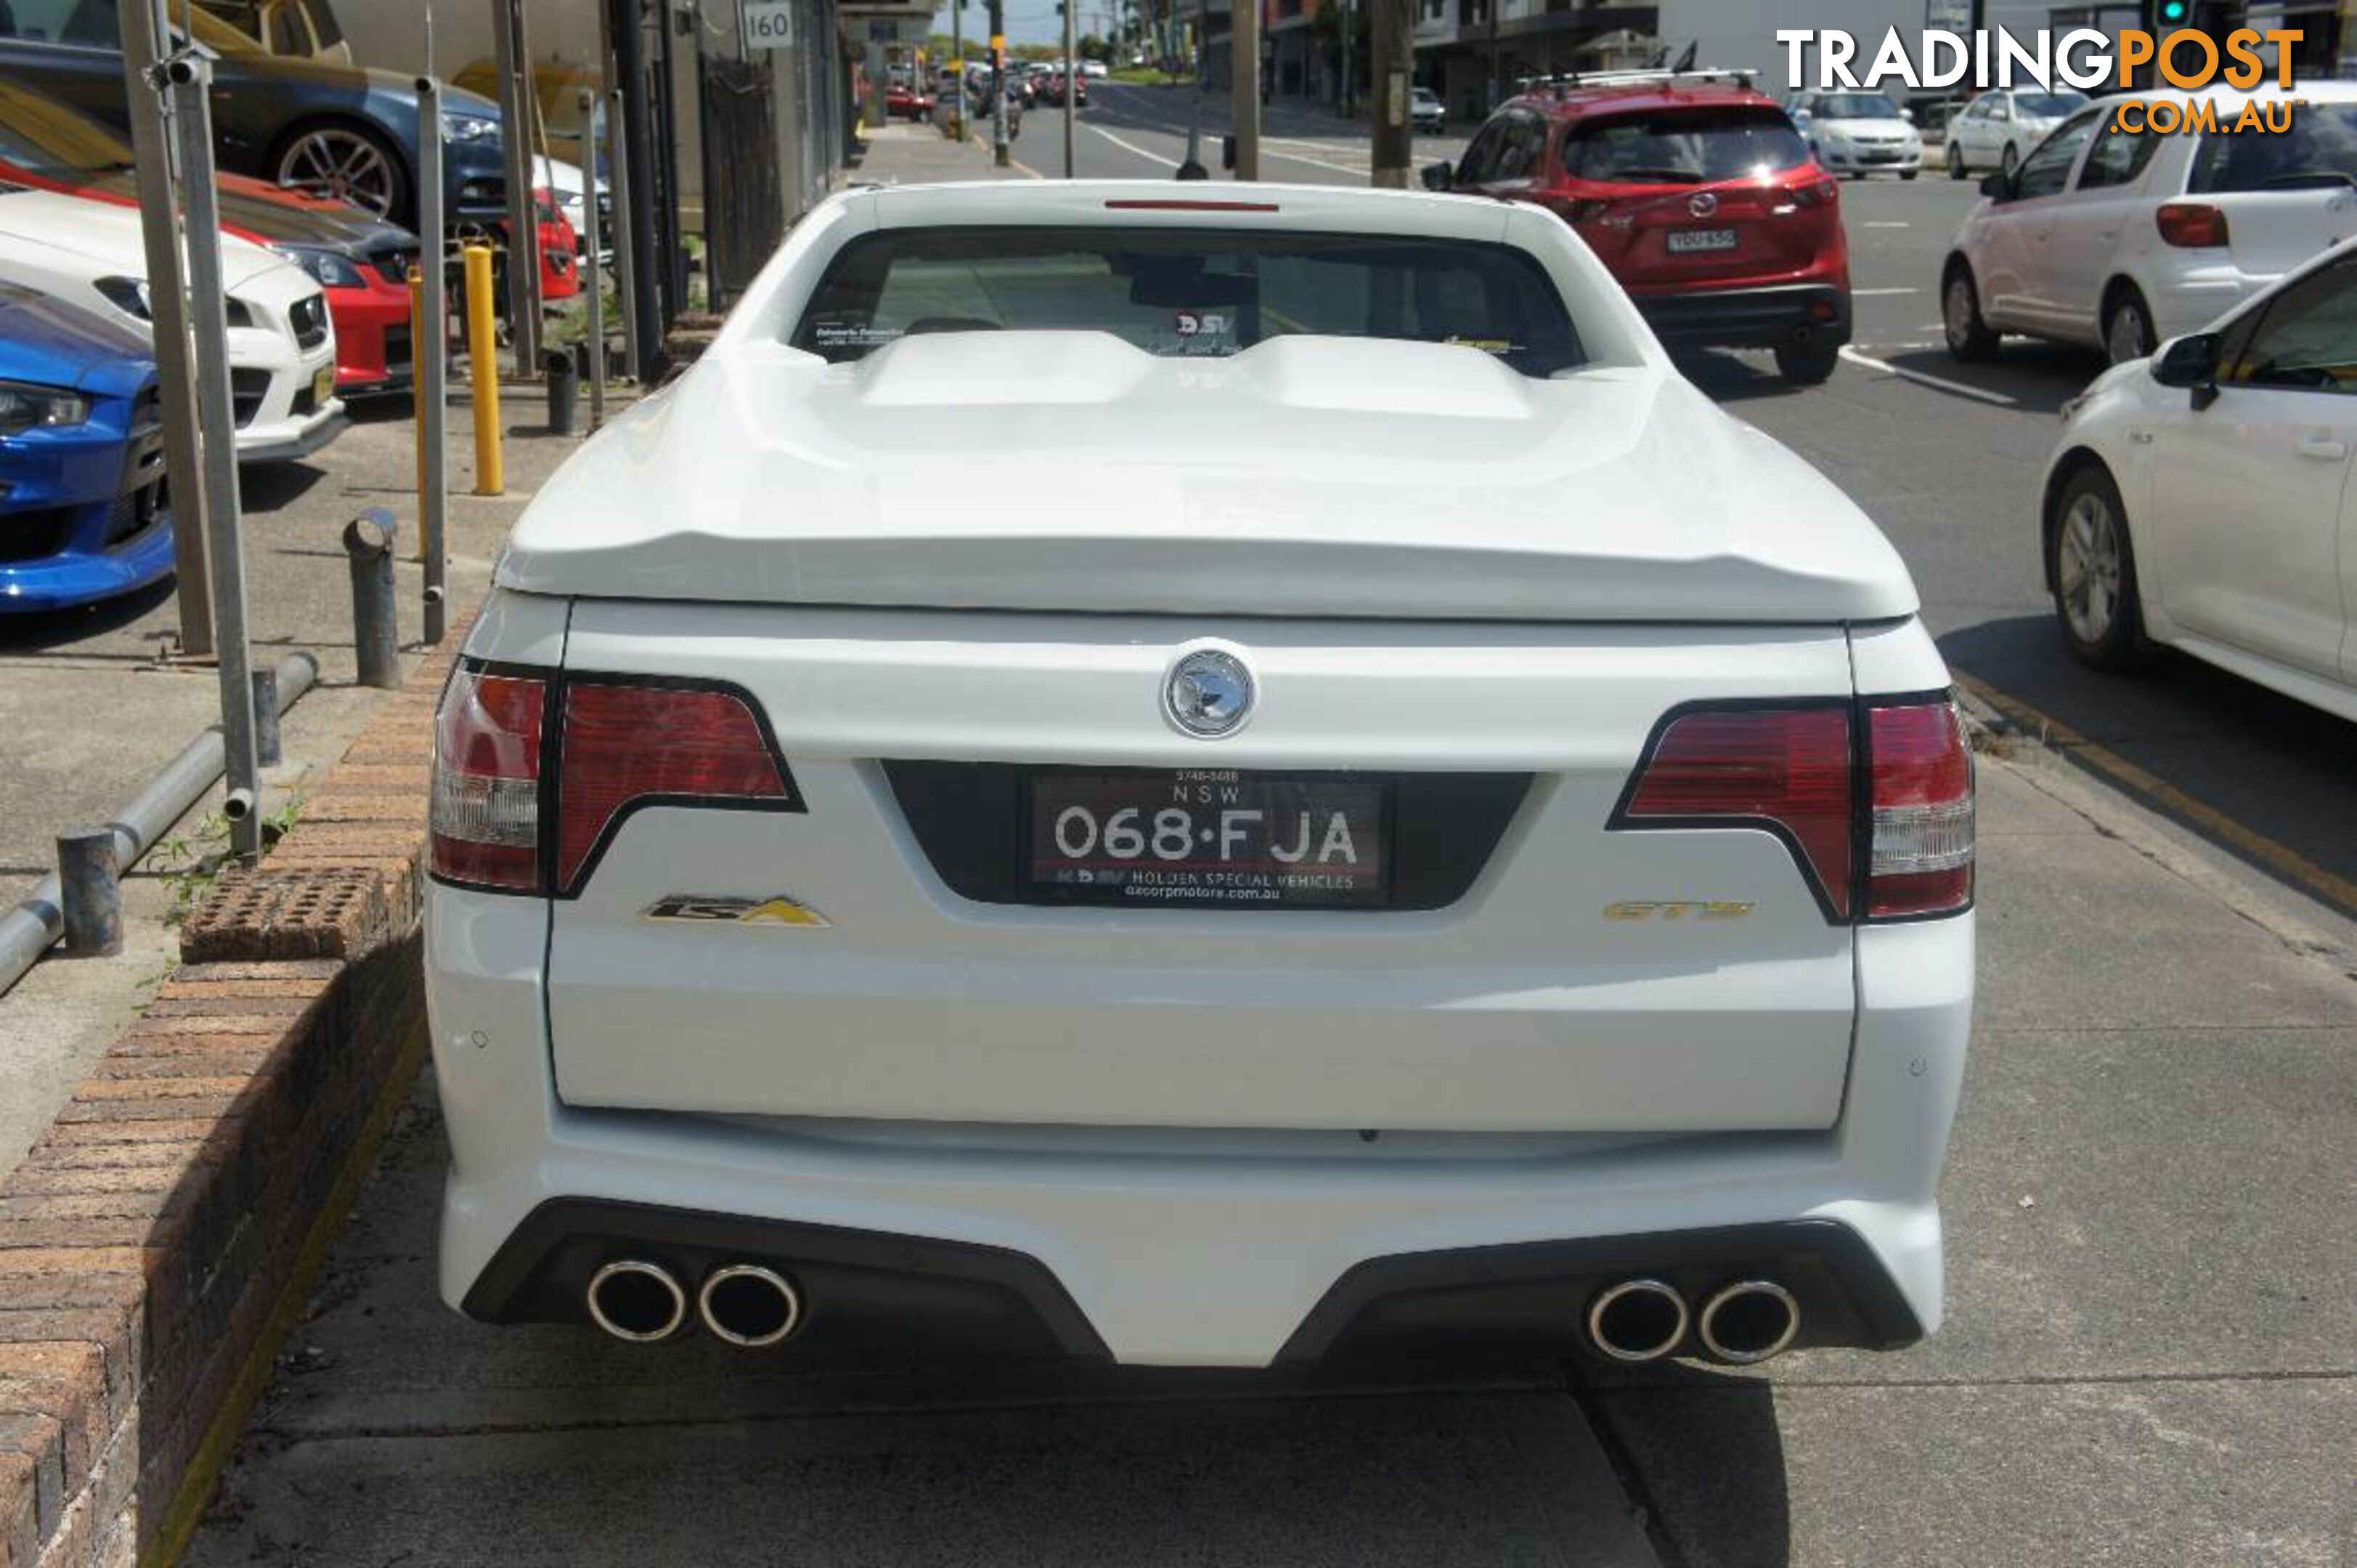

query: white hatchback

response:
[2042,238,2357,722]
[1945,81,2357,367]
[426,181,1976,1371]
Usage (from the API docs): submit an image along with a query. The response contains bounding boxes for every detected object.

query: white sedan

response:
[1790,90,1923,179]
[0,186,342,463]
[1945,81,2357,366]
[1940,87,2087,180]
[425,181,1975,1369]
[2043,238,2357,723]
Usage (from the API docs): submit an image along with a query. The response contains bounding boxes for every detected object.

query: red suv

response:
[1430,74,1850,383]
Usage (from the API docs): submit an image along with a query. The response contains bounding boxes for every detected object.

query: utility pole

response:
[1063,0,1077,176]
[117,0,211,658]
[1339,0,1352,117]
[952,0,968,138]
[989,0,1010,166]
[1231,0,1260,179]
[1368,0,1409,185]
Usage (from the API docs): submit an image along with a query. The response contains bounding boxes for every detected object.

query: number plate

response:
[1025,769,1388,907]
[1666,227,1739,254]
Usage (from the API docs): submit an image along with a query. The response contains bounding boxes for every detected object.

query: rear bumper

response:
[1632,282,1852,353]
[428,887,1970,1366]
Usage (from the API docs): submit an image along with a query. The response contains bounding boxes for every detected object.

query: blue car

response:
[0,281,170,613]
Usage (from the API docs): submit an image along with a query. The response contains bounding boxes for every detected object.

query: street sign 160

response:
[742,0,794,49]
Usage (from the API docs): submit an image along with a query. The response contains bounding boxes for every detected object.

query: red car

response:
[885,82,936,121]
[1038,69,1088,108]
[1432,73,1849,384]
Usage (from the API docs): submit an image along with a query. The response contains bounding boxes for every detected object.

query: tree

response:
[1080,31,1110,60]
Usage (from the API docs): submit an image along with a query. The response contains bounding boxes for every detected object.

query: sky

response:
[934,0,1131,49]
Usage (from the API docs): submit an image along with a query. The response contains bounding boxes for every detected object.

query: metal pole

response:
[417,75,449,647]
[494,0,538,369]
[344,510,401,689]
[608,85,643,381]
[56,830,123,958]
[1064,0,1077,176]
[580,84,607,427]
[1231,0,1260,179]
[611,0,667,373]
[118,0,212,658]
[953,0,968,139]
[1340,0,1352,117]
[163,58,262,864]
[655,0,686,314]
[0,652,318,1000]
[1369,0,1409,186]
[465,245,505,492]
[251,667,280,766]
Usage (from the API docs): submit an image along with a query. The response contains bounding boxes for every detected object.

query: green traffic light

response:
[2159,0,2187,18]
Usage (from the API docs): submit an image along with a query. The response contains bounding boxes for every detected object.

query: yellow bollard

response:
[463,244,502,497]
[408,267,428,558]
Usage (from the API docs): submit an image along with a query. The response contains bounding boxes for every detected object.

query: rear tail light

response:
[1565,198,1613,224]
[428,663,802,898]
[1791,177,1841,208]
[1865,701,1974,918]
[1613,695,1974,924]
[2157,202,2229,248]
[430,666,549,892]
[1618,707,1855,919]
[555,681,790,894]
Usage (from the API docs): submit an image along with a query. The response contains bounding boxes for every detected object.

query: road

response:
[175,101,2357,1567]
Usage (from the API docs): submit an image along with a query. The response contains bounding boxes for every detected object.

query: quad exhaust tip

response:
[585,1259,688,1343]
[1586,1278,1690,1363]
[697,1262,805,1347]
[1697,1279,1801,1365]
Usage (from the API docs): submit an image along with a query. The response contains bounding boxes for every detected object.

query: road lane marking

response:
[1838,345,2018,405]
[1083,122,1181,168]
[1852,286,1921,295]
[1955,670,2357,918]
[1860,221,1912,228]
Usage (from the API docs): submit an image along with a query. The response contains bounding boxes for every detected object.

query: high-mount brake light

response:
[430,666,548,893]
[1102,199,1281,212]
[1865,701,1975,918]
[1617,707,1855,919]
[555,682,791,894]
[1612,695,1977,924]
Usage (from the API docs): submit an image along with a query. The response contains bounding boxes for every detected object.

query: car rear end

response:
[423,185,1971,1370]
[1536,90,1851,360]
[2138,86,2357,342]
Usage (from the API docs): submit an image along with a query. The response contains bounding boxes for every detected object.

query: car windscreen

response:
[791,225,1586,375]
[0,81,134,176]
[1814,93,1903,120]
[2189,102,2357,192]
[1559,107,1810,183]
[2016,92,2085,117]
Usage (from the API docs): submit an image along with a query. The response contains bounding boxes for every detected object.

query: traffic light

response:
[2152,0,2189,24]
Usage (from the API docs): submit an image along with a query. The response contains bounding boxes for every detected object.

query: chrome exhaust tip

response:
[1585,1278,1690,1363]
[585,1259,688,1343]
[696,1262,805,1348]
[1697,1280,1800,1365]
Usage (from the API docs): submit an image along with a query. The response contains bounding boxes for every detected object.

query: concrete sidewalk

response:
[176,740,2357,1564]
[850,119,1039,184]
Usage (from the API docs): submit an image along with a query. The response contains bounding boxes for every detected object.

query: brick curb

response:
[0,622,471,1568]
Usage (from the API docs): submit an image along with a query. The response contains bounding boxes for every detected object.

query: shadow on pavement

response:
[0,575,179,652]
[1873,341,2102,417]
[237,461,328,513]
[1581,1360,1791,1567]
[1676,351,1808,405]
[1943,613,2357,916]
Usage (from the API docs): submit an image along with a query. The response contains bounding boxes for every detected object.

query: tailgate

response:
[1587,183,1830,290]
[544,603,1862,1134]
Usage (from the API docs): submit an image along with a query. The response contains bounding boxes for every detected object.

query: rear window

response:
[2189,102,2357,192]
[1560,107,1810,184]
[791,225,1586,375]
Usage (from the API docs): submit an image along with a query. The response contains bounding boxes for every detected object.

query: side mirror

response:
[1900,106,1916,123]
[1420,160,1454,191]
[1979,171,2014,200]
[2152,332,2221,408]
[1791,107,1812,126]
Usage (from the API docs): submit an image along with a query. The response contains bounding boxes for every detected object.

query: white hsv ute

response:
[427,181,1977,1368]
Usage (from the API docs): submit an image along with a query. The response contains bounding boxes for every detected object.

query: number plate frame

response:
[1021,767,1394,909]
[1665,227,1740,254]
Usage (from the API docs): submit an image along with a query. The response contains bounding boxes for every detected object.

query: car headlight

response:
[94,274,152,322]
[272,244,368,289]
[441,110,500,144]
[0,380,92,436]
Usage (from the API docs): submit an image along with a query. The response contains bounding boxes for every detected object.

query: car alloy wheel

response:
[2104,292,2154,365]
[2056,491,2124,646]
[1943,269,1998,361]
[2000,142,2019,177]
[277,126,399,219]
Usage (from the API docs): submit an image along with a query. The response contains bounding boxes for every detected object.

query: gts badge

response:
[1605,900,1754,921]
[642,894,830,929]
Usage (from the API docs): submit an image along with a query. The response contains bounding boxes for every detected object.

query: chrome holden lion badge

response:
[1163,648,1255,738]
[1688,191,1719,219]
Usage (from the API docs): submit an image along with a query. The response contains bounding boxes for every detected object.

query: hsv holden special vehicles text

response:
[426,181,1977,1368]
